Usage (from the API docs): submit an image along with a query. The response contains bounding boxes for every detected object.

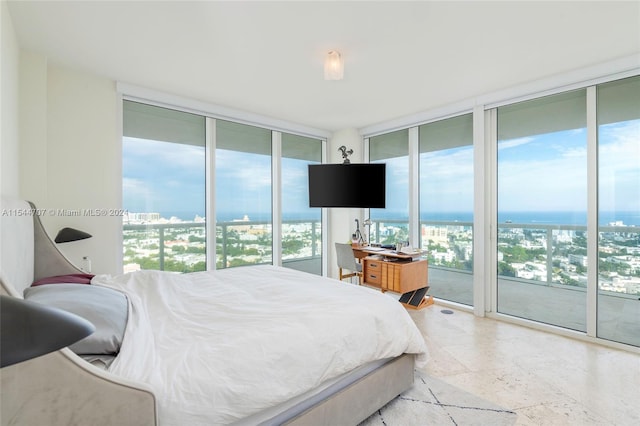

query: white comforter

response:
[93,265,428,425]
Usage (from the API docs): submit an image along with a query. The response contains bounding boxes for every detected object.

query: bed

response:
[0,196,428,426]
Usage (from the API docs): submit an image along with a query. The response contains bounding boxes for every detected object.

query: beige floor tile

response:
[515,400,612,426]
[441,367,569,410]
[410,303,640,425]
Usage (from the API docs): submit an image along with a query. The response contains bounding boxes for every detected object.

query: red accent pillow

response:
[32,273,95,287]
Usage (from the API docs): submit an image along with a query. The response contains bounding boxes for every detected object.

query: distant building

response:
[126,212,161,223]
[423,226,448,244]
[123,263,141,273]
[432,250,455,263]
[555,231,574,243]
[568,254,588,267]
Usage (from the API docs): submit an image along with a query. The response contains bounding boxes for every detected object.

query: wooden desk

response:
[352,246,421,261]
[352,246,433,309]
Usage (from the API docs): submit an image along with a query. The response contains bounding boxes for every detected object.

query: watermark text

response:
[1,208,129,217]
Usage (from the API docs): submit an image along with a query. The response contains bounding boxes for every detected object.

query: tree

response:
[282,238,304,255]
[137,257,159,270]
[498,262,516,277]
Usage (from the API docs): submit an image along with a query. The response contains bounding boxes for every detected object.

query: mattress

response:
[94,265,428,425]
[233,355,412,425]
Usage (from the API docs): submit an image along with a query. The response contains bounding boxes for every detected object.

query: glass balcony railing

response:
[124,219,639,298]
[123,222,207,272]
[496,222,640,298]
[371,219,639,297]
[123,219,322,273]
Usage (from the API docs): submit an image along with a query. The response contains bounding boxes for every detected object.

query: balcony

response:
[419,220,640,348]
[123,219,639,347]
[123,219,322,274]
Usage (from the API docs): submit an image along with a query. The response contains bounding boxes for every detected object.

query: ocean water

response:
[156,210,640,227]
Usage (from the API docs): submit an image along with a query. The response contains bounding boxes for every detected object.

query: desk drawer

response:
[364,260,382,285]
[365,271,381,285]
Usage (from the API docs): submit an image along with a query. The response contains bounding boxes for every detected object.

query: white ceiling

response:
[7,0,640,133]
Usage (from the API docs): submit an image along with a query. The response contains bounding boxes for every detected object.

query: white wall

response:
[18,52,47,201]
[19,56,121,274]
[326,128,364,280]
[1,0,20,197]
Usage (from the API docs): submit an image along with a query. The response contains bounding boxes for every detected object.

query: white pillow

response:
[24,284,128,355]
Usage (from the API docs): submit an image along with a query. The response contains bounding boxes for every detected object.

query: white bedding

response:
[92,265,428,425]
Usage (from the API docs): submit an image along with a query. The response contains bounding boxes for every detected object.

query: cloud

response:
[282,165,308,195]
[495,126,592,211]
[216,155,272,193]
[124,137,206,173]
[599,120,640,171]
[557,145,587,158]
[419,149,474,211]
[421,146,473,179]
[122,177,150,197]
[598,120,640,211]
[498,136,535,150]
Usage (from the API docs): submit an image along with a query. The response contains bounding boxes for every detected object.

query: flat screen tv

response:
[308,163,386,208]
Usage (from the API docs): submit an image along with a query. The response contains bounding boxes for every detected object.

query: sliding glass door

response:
[496,90,588,331]
[596,76,640,347]
[368,129,409,246]
[122,101,207,273]
[215,120,272,269]
[419,114,474,305]
[281,133,323,275]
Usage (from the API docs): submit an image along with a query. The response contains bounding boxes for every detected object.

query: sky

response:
[498,120,639,213]
[123,119,639,222]
[123,138,206,219]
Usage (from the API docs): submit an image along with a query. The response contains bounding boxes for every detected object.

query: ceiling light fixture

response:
[324,50,344,80]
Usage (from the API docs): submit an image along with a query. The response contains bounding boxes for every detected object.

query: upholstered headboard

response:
[0,196,83,297]
[0,196,157,426]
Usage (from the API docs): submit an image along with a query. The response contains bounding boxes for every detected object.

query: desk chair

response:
[335,243,362,285]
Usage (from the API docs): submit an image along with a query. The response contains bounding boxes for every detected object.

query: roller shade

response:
[123,100,205,146]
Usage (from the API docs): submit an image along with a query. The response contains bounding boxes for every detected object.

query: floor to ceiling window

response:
[122,70,638,349]
[355,73,637,349]
[215,120,272,269]
[419,114,474,305]
[122,100,207,273]
[368,129,409,245]
[122,100,327,274]
[496,90,588,331]
[281,133,323,275]
[596,75,640,347]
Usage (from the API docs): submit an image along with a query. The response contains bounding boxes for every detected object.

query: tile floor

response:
[408,305,640,425]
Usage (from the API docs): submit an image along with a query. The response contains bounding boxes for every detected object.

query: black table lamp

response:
[0,295,95,368]
[54,227,92,244]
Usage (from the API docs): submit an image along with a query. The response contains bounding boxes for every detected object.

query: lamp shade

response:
[55,227,92,243]
[324,50,344,80]
[1,295,95,368]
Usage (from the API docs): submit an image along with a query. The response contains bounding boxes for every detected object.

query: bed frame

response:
[0,197,414,426]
